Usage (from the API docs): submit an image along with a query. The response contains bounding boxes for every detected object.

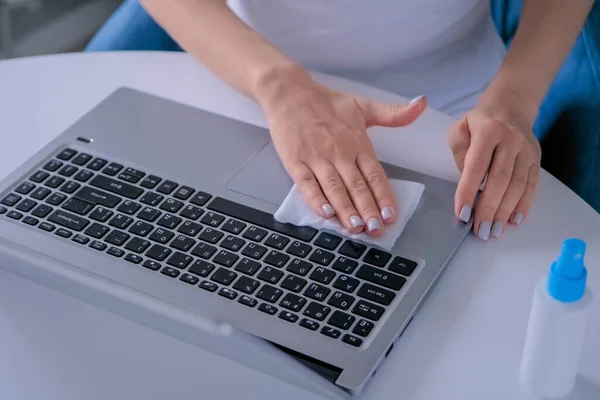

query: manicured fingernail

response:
[381,206,394,221]
[409,95,424,105]
[367,218,381,232]
[350,215,364,228]
[514,211,524,225]
[321,204,335,217]
[478,221,491,241]
[459,205,471,222]
[491,221,503,239]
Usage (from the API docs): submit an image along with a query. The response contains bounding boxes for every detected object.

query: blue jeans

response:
[87,0,600,213]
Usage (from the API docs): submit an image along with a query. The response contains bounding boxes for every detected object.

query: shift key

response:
[74,186,120,208]
[356,265,406,291]
[48,210,90,232]
[90,175,143,199]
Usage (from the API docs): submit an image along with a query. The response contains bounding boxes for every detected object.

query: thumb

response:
[361,95,427,128]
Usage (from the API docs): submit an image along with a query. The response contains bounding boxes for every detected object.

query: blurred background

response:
[0,0,121,59]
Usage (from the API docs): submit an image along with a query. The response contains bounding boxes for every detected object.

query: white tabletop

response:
[0,52,598,400]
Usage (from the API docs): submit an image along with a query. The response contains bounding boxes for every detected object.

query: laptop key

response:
[84,223,109,239]
[74,186,120,208]
[62,198,93,215]
[320,326,341,339]
[58,165,78,177]
[43,159,63,172]
[1,193,21,206]
[170,234,196,252]
[233,276,260,294]
[160,198,184,214]
[357,283,396,306]
[161,266,180,278]
[146,244,172,261]
[138,207,161,222]
[38,222,56,232]
[46,192,67,206]
[72,234,90,244]
[199,281,218,292]
[180,205,203,221]
[222,219,246,235]
[60,181,81,194]
[286,259,313,276]
[105,230,130,246]
[256,284,283,303]
[177,220,202,236]
[388,256,418,276]
[167,252,193,269]
[7,210,23,220]
[15,181,36,195]
[332,257,359,274]
[280,275,308,293]
[258,303,278,315]
[30,170,50,183]
[88,158,107,171]
[140,192,164,207]
[352,319,375,337]
[221,235,245,252]
[328,291,355,311]
[198,228,223,244]
[201,212,225,227]
[189,191,212,206]
[173,186,194,200]
[238,295,258,308]
[342,334,363,347]
[278,311,298,323]
[241,242,267,260]
[328,311,356,330]
[54,228,71,237]
[279,293,307,312]
[314,233,342,251]
[31,187,51,200]
[299,319,320,331]
[142,260,161,271]
[211,267,237,285]
[90,175,143,199]
[309,267,336,285]
[286,241,312,258]
[352,300,385,321]
[74,169,94,182]
[157,213,182,230]
[338,240,367,259]
[89,207,114,223]
[363,248,392,268]
[191,242,217,259]
[242,226,268,242]
[234,258,261,276]
[356,265,406,291]
[16,198,37,212]
[179,273,199,285]
[218,287,238,300]
[47,210,90,231]
[257,266,284,284]
[264,233,290,250]
[140,175,161,189]
[124,253,143,264]
[188,260,215,277]
[125,237,152,254]
[332,275,360,293]
[23,216,39,226]
[118,168,145,184]
[156,180,178,195]
[304,283,331,302]
[213,250,239,268]
[90,241,108,251]
[264,250,290,268]
[71,153,92,166]
[56,148,77,161]
[102,163,123,176]
[149,228,174,244]
[0,206,6,214]
[117,200,141,215]
[107,247,125,258]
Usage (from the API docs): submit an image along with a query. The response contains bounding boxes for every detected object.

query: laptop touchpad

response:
[226,142,294,205]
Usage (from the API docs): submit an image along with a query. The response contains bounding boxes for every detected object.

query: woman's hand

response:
[447,95,541,240]
[256,67,427,236]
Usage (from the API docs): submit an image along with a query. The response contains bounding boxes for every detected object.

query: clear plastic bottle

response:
[520,238,593,398]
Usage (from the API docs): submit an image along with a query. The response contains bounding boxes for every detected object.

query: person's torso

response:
[227,0,507,117]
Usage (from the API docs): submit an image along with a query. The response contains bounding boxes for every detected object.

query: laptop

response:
[0,88,471,398]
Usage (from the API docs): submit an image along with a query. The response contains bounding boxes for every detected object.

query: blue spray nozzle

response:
[547,238,588,302]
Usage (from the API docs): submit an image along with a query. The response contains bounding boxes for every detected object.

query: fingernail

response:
[409,95,424,105]
[491,221,503,239]
[321,204,335,218]
[514,211,524,225]
[478,221,491,241]
[367,218,381,232]
[459,205,471,222]
[381,206,394,221]
[350,215,364,228]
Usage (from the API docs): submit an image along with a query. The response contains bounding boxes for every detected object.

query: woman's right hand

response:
[255,66,427,237]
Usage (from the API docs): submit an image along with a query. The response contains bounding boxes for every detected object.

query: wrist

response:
[251,62,312,110]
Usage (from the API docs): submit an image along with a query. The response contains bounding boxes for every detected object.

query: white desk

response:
[0,52,598,400]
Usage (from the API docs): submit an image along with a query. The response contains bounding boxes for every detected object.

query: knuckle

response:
[512,173,528,189]
[363,168,386,187]
[324,175,343,191]
[476,203,497,218]
[489,166,512,182]
[347,177,369,193]
[359,205,379,217]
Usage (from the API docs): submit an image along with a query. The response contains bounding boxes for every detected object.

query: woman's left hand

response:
[446,98,541,240]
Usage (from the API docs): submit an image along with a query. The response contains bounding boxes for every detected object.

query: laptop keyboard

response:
[0,148,419,348]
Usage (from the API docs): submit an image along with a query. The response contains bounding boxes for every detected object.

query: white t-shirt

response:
[227,0,507,118]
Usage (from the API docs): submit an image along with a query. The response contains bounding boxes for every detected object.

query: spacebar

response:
[207,197,317,242]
